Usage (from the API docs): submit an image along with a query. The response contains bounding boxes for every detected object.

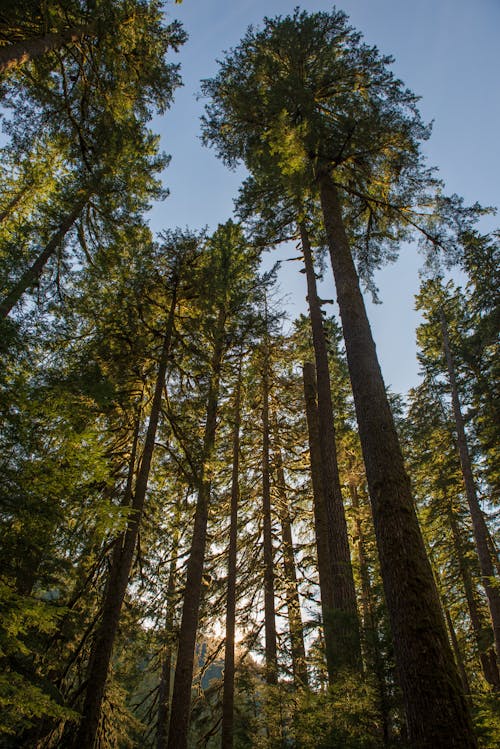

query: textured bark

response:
[318,171,476,748]
[0,23,97,74]
[440,308,500,669]
[261,337,278,686]
[300,221,361,671]
[302,361,336,683]
[0,190,91,318]
[221,368,242,749]
[156,503,182,749]
[74,289,177,749]
[349,481,391,745]
[167,309,226,749]
[274,442,308,688]
[447,500,500,689]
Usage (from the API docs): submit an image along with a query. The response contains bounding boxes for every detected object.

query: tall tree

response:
[221,362,242,749]
[167,222,261,749]
[74,234,195,749]
[201,9,477,745]
[299,221,361,673]
[414,278,500,680]
[273,437,308,689]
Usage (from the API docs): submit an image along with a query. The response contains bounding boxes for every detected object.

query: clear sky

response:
[148,0,500,396]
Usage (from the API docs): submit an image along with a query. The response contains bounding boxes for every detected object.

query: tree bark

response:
[300,221,361,671]
[440,307,500,669]
[0,190,92,318]
[167,308,226,749]
[261,334,278,686]
[157,501,182,749]
[349,480,391,746]
[445,608,471,697]
[274,441,308,688]
[0,23,97,75]
[318,171,476,748]
[221,366,242,749]
[302,361,336,683]
[74,286,178,749]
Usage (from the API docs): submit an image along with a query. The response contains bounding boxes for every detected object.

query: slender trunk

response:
[300,221,361,671]
[446,501,500,689]
[302,361,336,683]
[167,309,226,749]
[0,183,31,224]
[261,336,278,686]
[444,608,471,696]
[0,23,97,74]
[74,288,178,749]
[274,442,308,688]
[318,171,476,748]
[440,308,500,666]
[349,481,391,746]
[221,367,242,749]
[157,502,182,749]
[0,190,91,318]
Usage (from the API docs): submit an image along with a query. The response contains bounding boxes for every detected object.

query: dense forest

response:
[0,2,498,747]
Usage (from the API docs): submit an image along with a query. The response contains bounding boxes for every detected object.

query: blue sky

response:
[148,0,500,396]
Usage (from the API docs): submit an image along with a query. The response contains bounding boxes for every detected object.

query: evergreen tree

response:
[201,9,476,745]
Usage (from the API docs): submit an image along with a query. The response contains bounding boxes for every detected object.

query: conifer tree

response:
[201,10,477,745]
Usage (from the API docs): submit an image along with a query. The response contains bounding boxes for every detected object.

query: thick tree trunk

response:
[221,367,242,749]
[300,221,361,671]
[156,502,182,749]
[440,308,500,668]
[0,23,97,74]
[318,171,476,748]
[349,480,391,746]
[302,361,336,683]
[446,500,500,689]
[274,442,308,688]
[261,336,278,686]
[74,288,177,749]
[167,310,226,749]
[0,190,91,318]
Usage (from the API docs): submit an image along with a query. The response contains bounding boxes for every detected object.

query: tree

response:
[414,278,500,682]
[167,222,261,749]
[201,9,476,745]
[73,232,197,749]
[221,362,243,749]
[0,0,185,318]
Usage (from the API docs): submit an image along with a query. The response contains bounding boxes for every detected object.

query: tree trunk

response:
[349,480,391,746]
[300,221,361,672]
[446,500,500,689]
[261,334,278,686]
[0,190,92,318]
[167,309,226,749]
[0,182,31,224]
[157,500,182,749]
[74,287,178,749]
[274,441,308,688]
[0,23,97,75]
[302,361,336,683]
[221,366,242,749]
[445,608,471,697]
[317,171,476,748]
[440,307,500,669]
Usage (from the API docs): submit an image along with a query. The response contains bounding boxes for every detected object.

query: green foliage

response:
[472,692,500,749]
